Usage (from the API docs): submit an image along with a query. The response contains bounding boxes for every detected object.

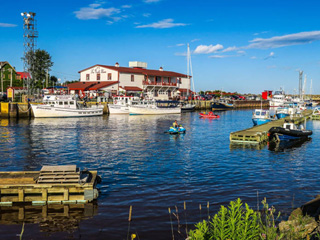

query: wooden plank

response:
[40,165,77,173]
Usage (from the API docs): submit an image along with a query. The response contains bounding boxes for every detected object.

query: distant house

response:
[0,61,24,93]
[67,61,192,100]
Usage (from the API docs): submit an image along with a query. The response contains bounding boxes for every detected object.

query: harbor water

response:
[0,109,320,239]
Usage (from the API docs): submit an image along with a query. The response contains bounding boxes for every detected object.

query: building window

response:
[131,75,134,82]
[97,73,100,80]
[86,74,90,80]
[108,73,112,80]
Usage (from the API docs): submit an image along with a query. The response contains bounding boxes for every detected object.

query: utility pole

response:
[1,67,3,95]
[10,68,12,87]
[46,69,48,88]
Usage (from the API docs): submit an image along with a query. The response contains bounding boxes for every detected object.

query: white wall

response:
[119,73,144,88]
[80,66,119,82]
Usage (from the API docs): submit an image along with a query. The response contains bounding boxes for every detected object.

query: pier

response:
[230,110,313,144]
[0,165,100,206]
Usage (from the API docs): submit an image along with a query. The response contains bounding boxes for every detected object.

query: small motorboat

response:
[199,112,220,118]
[268,121,312,142]
[252,109,274,126]
[181,103,196,112]
[168,126,186,134]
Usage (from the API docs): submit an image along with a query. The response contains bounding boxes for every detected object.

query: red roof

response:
[16,72,31,79]
[123,86,143,91]
[67,81,118,91]
[79,64,189,78]
[88,81,118,90]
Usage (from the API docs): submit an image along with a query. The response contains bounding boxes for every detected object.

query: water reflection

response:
[0,110,320,239]
[0,203,97,233]
[268,138,312,152]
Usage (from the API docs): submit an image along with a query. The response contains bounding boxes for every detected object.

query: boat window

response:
[64,101,68,105]
[261,112,266,116]
[70,101,74,105]
[59,102,63,105]
[256,112,260,116]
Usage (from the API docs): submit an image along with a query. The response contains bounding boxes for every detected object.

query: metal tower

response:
[21,12,38,94]
[299,71,303,99]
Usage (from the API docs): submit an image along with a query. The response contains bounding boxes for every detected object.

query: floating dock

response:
[230,110,313,144]
[0,165,100,206]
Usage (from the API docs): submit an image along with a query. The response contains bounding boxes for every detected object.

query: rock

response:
[289,208,303,221]
[279,217,318,238]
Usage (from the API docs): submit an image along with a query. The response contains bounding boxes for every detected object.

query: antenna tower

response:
[299,71,303,99]
[21,12,38,95]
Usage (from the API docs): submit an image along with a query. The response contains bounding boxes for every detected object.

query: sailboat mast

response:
[187,44,195,98]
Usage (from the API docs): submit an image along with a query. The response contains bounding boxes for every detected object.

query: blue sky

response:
[1,0,320,94]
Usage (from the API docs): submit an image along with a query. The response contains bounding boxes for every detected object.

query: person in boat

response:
[173,120,179,128]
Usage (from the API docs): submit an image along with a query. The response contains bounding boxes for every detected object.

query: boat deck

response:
[230,110,313,144]
[0,165,99,206]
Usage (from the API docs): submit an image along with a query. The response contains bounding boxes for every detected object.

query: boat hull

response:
[276,113,289,119]
[108,104,129,114]
[268,127,313,141]
[211,102,233,110]
[31,105,103,118]
[168,127,186,134]
[129,106,181,115]
[252,118,271,126]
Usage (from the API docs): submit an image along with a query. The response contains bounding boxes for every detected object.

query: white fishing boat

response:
[31,95,104,118]
[269,89,287,107]
[108,96,140,114]
[129,100,181,115]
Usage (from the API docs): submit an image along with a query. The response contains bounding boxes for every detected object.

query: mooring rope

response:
[16,104,32,113]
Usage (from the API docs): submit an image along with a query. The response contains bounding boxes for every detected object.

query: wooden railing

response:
[142,81,177,86]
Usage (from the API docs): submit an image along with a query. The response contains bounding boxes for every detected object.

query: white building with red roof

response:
[67,61,191,100]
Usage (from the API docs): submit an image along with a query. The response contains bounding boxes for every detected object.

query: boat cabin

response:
[42,95,78,109]
[283,122,298,130]
[253,109,270,118]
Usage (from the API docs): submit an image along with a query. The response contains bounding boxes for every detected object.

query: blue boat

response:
[252,109,273,126]
[275,103,297,119]
[268,121,312,142]
[168,126,186,134]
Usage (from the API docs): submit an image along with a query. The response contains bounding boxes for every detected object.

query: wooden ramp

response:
[230,110,313,144]
[0,165,100,206]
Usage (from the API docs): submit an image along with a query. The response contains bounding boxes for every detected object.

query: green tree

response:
[24,49,54,91]
[49,75,58,86]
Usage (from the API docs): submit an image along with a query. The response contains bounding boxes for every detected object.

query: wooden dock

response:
[0,165,100,206]
[230,110,313,144]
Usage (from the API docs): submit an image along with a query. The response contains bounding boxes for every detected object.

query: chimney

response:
[159,66,163,71]
[115,62,119,67]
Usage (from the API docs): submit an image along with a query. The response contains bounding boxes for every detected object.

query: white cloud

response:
[247,31,320,49]
[237,50,246,54]
[209,54,243,58]
[193,44,223,54]
[250,56,257,59]
[222,46,238,52]
[74,4,120,20]
[209,55,229,58]
[136,19,187,29]
[143,13,151,17]
[191,38,200,42]
[121,5,132,8]
[176,43,185,47]
[0,23,17,27]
